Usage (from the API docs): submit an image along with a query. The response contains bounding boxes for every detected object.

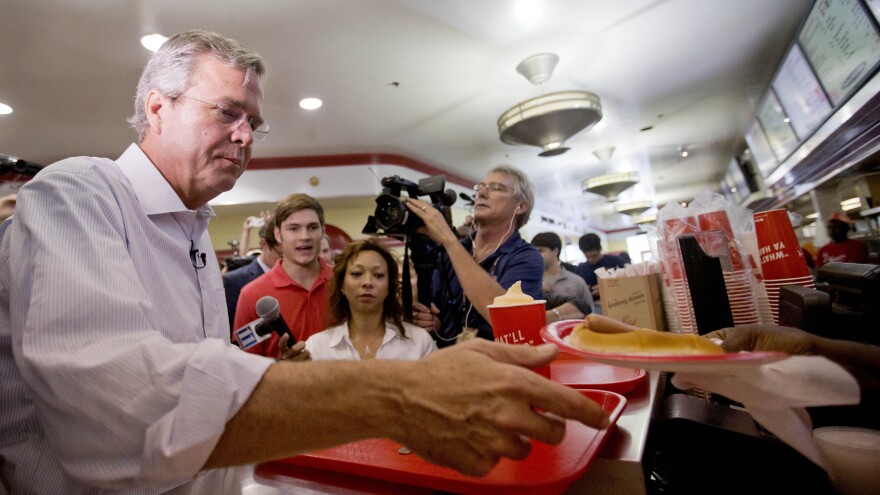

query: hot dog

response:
[583,314,640,334]
[566,315,724,355]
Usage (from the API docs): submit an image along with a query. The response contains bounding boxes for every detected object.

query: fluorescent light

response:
[840,197,861,211]
[0,103,12,115]
[140,34,168,52]
[805,213,818,219]
[299,98,322,110]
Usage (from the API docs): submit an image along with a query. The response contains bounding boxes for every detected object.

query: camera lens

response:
[375,195,406,231]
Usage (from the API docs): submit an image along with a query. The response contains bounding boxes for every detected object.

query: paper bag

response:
[598,273,667,331]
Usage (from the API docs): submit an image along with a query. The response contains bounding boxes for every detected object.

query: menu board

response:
[798,0,880,105]
[772,44,834,140]
[726,158,751,199]
[757,91,800,162]
[745,120,779,178]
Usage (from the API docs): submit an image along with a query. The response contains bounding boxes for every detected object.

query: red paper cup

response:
[488,301,550,378]
[754,209,811,280]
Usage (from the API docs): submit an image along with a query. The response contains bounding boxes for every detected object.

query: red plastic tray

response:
[550,352,646,394]
[257,389,626,495]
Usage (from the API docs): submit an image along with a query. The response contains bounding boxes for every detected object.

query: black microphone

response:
[189,240,207,270]
[255,295,296,348]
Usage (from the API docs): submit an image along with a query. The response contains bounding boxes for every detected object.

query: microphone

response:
[255,295,297,348]
[232,318,273,350]
[189,240,207,270]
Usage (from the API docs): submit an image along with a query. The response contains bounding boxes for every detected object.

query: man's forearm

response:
[204,360,409,468]
[814,337,880,399]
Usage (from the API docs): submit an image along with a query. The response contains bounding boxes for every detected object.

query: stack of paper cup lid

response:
[723,270,761,325]
[695,211,762,326]
[658,262,682,333]
[661,217,700,334]
[754,209,815,324]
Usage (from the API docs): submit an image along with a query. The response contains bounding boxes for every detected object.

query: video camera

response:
[362,174,458,314]
[362,174,457,236]
[0,154,44,177]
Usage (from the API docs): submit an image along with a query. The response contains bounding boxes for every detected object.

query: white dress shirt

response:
[305,321,437,361]
[0,144,273,494]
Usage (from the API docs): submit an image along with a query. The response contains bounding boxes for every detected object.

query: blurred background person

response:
[320,233,335,266]
[817,212,869,267]
[575,233,628,314]
[531,232,594,322]
[237,209,271,256]
[305,240,436,360]
[223,214,281,328]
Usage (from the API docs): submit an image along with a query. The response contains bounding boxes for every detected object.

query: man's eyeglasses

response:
[474,182,513,194]
[175,95,270,141]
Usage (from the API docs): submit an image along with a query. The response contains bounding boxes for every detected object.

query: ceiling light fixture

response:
[592,146,615,162]
[140,34,168,52]
[582,172,639,202]
[679,146,689,158]
[0,103,12,115]
[614,200,654,216]
[633,213,657,225]
[498,53,602,157]
[299,98,323,110]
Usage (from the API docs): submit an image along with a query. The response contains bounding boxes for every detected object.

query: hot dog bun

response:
[567,320,724,355]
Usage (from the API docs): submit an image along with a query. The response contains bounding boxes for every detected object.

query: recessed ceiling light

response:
[514,0,542,25]
[0,103,12,115]
[140,34,168,52]
[299,98,322,110]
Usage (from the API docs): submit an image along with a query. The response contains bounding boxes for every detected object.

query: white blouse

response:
[306,321,437,361]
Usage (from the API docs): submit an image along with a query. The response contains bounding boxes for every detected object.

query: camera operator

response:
[406,165,543,347]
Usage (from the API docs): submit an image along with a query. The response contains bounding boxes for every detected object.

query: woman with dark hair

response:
[304,240,437,360]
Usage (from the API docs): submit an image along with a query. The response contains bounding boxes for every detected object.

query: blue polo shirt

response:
[431,231,543,348]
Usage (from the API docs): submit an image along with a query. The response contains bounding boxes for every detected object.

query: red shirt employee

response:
[816,212,869,267]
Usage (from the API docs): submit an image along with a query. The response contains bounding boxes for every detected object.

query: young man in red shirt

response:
[235,193,334,357]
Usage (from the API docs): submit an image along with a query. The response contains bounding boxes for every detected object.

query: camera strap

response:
[401,239,414,318]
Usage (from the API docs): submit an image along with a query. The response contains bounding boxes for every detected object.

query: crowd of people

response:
[1,28,877,495]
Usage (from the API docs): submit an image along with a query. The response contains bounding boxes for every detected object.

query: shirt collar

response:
[115,143,215,219]
[327,321,399,349]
